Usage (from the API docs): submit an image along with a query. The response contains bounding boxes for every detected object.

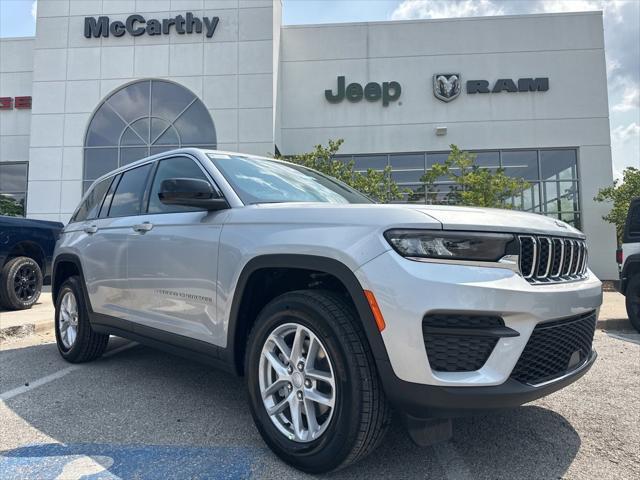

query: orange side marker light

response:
[364,290,386,332]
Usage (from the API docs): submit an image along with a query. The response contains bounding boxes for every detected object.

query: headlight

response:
[383,229,517,262]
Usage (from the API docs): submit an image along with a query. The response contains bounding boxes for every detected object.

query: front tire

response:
[55,276,109,362]
[626,275,640,332]
[0,256,43,310]
[245,290,391,473]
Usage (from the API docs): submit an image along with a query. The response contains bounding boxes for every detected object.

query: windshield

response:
[207,154,372,205]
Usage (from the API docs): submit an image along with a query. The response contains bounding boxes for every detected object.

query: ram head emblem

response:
[433,74,461,102]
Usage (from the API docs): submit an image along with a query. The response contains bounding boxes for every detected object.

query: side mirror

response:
[158,178,229,211]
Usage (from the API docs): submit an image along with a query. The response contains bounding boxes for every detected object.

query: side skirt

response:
[90,312,235,374]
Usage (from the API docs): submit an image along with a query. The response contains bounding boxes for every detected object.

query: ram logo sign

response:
[433,74,461,103]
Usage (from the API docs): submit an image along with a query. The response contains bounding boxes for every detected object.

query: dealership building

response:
[0,0,618,278]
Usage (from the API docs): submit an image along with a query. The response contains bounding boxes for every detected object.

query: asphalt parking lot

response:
[1,293,639,479]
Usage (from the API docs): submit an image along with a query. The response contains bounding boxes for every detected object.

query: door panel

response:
[126,211,227,345]
[81,216,132,318]
[84,163,153,319]
[125,155,228,345]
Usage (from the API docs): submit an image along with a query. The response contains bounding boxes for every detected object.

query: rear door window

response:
[108,164,152,218]
[71,177,113,223]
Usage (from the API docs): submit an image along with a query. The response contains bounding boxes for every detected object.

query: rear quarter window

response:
[71,177,113,223]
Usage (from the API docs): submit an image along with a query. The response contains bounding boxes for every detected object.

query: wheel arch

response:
[5,240,46,271]
[52,254,88,307]
[621,253,640,295]
[225,254,389,376]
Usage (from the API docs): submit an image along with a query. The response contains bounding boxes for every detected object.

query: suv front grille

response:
[423,314,505,372]
[519,235,587,283]
[510,311,596,385]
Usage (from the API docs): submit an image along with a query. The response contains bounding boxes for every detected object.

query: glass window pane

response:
[390,154,424,169]
[0,193,25,216]
[391,170,424,184]
[108,164,152,217]
[85,104,128,146]
[151,80,195,120]
[0,163,28,191]
[84,148,118,180]
[121,127,145,146]
[353,155,387,171]
[540,150,577,181]
[426,183,458,205]
[106,80,150,124]
[148,157,211,214]
[544,181,578,213]
[121,147,149,166]
[173,101,216,145]
[472,151,499,168]
[153,124,180,146]
[501,150,539,180]
[427,153,449,168]
[72,176,113,223]
[403,184,426,204]
[150,146,180,157]
[128,118,150,144]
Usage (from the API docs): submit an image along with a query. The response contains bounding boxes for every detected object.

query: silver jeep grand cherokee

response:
[53,148,602,473]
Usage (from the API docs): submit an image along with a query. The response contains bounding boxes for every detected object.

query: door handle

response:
[84,225,98,234]
[133,222,154,233]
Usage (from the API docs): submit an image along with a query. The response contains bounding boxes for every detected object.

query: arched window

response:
[83,79,216,192]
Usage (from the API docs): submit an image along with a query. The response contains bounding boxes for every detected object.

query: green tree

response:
[421,144,529,208]
[275,139,404,203]
[0,194,24,217]
[594,167,640,244]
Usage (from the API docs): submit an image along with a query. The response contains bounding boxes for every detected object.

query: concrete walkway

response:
[0,293,53,340]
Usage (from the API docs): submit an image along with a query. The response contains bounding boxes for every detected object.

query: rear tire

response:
[0,256,42,310]
[245,290,391,473]
[55,276,109,362]
[626,275,640,333]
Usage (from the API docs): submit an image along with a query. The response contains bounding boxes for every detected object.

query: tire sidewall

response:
[55,277,89,360]
[246,293,362,472]
[626,275,640,332]
[2,257,43,310]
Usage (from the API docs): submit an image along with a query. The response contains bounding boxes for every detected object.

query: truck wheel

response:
[626,275,640,332]
[55,276,109,362]
[0,256,43,310]
[245,290,391,473]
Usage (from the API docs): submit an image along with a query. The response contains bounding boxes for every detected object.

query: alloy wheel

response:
[13,265,37,302]
[59,291,79,349]
[259,322,336,443]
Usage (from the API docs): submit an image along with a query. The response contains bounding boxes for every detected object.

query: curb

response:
[0,321,52,341]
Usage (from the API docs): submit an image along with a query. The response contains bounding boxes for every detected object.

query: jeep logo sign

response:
[325,76,401,106]
[84,13,219,38]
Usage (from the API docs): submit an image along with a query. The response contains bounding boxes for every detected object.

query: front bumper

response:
[354,250,602,415]
[377,350,597,418]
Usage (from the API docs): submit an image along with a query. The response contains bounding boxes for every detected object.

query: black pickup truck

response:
[0,215,63,310]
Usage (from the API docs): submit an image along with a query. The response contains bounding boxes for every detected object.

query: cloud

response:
[611,122,640,142]
[612,84,640,112]
[391,0,505,20]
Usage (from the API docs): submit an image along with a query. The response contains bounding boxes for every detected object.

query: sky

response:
[1,0,638,180]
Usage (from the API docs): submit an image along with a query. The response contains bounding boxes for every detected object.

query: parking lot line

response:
[0,341,137,402]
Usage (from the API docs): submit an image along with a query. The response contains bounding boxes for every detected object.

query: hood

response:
[242,203,583,238]
[410,205,584,238]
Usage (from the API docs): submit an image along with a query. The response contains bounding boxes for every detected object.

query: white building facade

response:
[0,0,618,279]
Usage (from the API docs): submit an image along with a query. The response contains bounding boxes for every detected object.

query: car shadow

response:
[0,340,581,479]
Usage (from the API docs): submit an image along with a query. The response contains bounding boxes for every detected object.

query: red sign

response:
[0,96,32,110]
